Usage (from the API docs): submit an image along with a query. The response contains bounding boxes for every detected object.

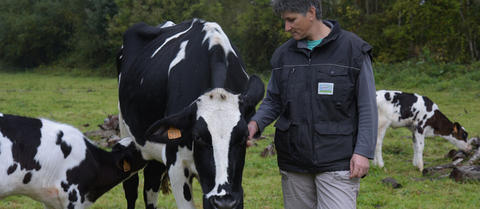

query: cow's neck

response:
[427,110,453,135]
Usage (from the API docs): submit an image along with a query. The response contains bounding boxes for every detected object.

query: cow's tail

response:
[118,103,130,138]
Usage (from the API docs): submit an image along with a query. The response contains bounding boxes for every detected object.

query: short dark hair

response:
[272,0,322,20]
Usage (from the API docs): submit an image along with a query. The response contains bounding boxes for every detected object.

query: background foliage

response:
[0,0,479,73]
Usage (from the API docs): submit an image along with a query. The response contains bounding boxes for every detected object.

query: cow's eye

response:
[194,135,211,147]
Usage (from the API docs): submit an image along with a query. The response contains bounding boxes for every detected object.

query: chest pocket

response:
[314,65,356,120]
[277,66,298,101]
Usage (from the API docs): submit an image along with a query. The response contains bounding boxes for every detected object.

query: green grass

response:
[0,62,479,208]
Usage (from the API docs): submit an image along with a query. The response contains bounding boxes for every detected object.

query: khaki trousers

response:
[280,170,360,209]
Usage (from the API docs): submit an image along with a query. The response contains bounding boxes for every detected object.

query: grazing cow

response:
[117,19,265,209]
[0,113,146,209]
[374,90,470,171]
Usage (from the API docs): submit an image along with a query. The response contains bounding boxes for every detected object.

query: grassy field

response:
[0,62,479,209]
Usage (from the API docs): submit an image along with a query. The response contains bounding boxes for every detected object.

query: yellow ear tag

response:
[168,127,182,140]
[123,160,131,172]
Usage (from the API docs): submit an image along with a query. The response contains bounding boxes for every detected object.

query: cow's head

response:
[145,75,264,209]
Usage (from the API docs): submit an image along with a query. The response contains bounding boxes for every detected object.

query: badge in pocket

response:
[318,82,334,95]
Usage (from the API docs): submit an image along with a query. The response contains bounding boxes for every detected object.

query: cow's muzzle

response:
[209,195,240,209]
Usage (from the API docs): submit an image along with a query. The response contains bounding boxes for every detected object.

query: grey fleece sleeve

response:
[354,55,378,159]
[250,69,283,135]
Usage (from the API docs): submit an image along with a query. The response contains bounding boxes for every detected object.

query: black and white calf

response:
[118,19,265,209]
[374,90,470,171]
[0,113,146,209]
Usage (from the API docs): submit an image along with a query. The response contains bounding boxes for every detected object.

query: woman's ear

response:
[308,5,316,20]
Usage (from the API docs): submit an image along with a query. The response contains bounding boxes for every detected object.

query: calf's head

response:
[437,121,470,151]
[145,75,264,209]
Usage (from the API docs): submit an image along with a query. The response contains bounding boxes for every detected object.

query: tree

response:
[234,0,288,73]
[67,0,118,68]
[107,0,224,54]
[0,0,76,67]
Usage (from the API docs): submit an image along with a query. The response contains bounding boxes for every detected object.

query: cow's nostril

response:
[211,196,238,209]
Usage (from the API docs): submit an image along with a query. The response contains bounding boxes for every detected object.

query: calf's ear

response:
[240,75,265,120]
[453,122,460,134]
[144,104,197,144]
[123,160,131,172]
[115,158,131,173]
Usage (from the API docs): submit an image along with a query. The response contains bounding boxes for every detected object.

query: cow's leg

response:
[169,165,195,209]
[373,118,390,168]
[412,131,425,171]
[123,173,139,209]
[143,161,167,209]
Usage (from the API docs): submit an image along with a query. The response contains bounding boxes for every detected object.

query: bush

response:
[374,60,480,92]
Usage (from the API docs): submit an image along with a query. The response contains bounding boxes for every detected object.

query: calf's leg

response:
[412,131,425,171]
[373,119,390,168]
[123,173,139,209]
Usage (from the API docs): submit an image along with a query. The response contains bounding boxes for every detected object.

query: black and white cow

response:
[0,113,146,209]
[117,19,265,209]
[374,90,470,171]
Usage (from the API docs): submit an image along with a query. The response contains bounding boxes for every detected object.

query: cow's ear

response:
[453,122,461,134]
[240,75,265,120]
[144,104,197,144]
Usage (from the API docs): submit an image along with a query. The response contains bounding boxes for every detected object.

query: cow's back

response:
[376,90,440,128]
[118,19,249,144]
[0,115,90,207]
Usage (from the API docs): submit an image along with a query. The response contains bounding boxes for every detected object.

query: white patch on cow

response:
[0,134,15,195]
[202,22,248,78]
[151,19,197,58]
[444,134,469,150]
[161,21,176,28]
[118,73,122,87]
[168,146,196,209]
[168,40,189,76]
[138,141,167,163]
[195,88,240,198]
[145,189,159,206]
[117,137,133,148]
[36,119,88,170]
[118,105,131,139]
[0,113,3,117]
[202,22,237,57]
